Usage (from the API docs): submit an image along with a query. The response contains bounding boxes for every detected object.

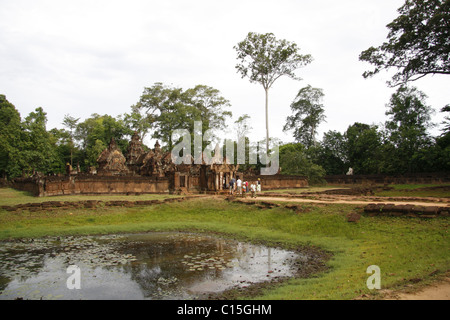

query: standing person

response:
[245,181,249,194]
[257,178,261,194]
[236,177,242,195]
[250,182,256,198]
[229,177,235,195]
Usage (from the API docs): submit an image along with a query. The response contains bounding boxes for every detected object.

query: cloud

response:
[0,0,448,143]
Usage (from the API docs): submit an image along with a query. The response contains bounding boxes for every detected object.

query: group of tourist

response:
[228,177,261,198]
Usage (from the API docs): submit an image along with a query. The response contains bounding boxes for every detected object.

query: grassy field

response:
[0,187,448,300]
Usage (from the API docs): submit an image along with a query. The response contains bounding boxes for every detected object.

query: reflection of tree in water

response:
[0,233,302,299]
[234,243,272,270]
[119,234,235,299]
[0,240,59,287]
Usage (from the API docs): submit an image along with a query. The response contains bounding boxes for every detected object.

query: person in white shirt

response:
[250,183,256,198]
[236,177,242,195]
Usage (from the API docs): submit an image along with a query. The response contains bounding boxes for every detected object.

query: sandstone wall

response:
[11,178,41,196]
[11,173,309,197]
[13,175,170,197]
[241,174,309,190]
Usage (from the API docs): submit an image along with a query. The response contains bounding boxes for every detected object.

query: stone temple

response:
[94,132,241,193]
[11,132,309,197]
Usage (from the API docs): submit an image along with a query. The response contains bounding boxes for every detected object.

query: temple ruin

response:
[11,132,309,197]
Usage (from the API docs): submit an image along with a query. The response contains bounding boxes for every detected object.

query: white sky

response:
[1,0,448,147]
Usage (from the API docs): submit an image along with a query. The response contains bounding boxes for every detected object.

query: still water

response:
[0,232,303,300]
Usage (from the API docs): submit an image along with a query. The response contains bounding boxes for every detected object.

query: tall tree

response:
[283,85,326,148]
[384,86,435,172]
[234,32,312,151]
[0,95,25,178]
[360,0,450,86]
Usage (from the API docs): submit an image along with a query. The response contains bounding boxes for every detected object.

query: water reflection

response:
[0,232,302,300]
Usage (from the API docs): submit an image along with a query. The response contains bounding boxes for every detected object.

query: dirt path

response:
[249,195,450,208]
[382,278,450,300]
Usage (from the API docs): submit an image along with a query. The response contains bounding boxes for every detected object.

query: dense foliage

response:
[0,83,232,178]
[279,85,449,182]
[360,0,450,86]
[1,82,448,181]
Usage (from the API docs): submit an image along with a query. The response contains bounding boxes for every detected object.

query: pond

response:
[0,232,306,300]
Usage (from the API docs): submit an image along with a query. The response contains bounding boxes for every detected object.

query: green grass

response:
[0,188,448,300]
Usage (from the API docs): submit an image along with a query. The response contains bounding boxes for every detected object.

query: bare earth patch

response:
[382,278,450,300]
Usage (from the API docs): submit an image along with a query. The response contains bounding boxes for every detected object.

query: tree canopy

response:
[135,82,232,150]
[234,32,313,90]
[0,95,25,178]
[234,32,312,151]
[283,85,326,148]
[359,0,450,86]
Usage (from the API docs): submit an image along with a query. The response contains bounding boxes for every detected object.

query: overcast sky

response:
[1,0,448,147]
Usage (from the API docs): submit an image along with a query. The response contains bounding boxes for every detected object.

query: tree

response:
[48,128,73,174]
[123,104,153,143]
[283,85,326,148]
[383,86,435,172]
[234,32,312,151]
[62,114,80,167]
[137,83,190,150]
[360,0,450,86]
[186,85,232,133]
[0,95,25,178]
[75,114,132,168]
[432,105,450,171]
[234,114,252,142]
[279,143,326,185]
[441,104,450,135]
[232,114,253,170]
[317,130,348,175]
[345,123,383,174]
[22,107,59,175]
[135,82,232,151]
